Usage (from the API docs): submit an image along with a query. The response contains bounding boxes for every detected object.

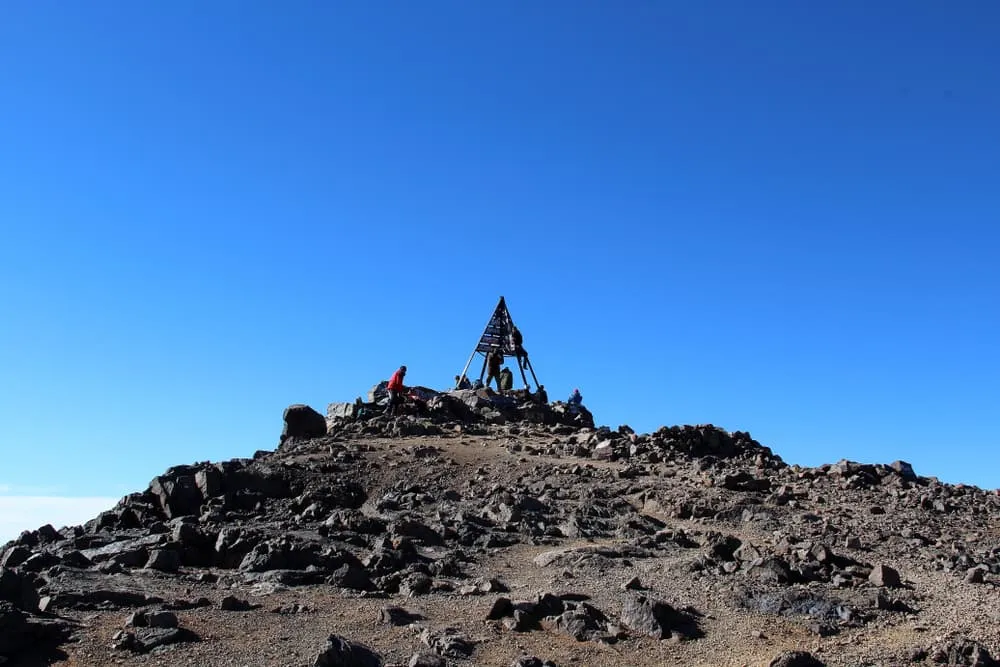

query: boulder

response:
[314,634,383,667]
[145,549,181,573]
[282,404,328,444]
[769,651,826,667]
[620,594,702,640]
[149,472,203,519]
[869,564,902,588]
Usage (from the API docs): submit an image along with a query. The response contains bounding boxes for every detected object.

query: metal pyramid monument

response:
[458,296,540,390]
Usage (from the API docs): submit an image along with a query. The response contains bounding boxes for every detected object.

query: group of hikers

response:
[381,323,583,417]
[384,362,581,417]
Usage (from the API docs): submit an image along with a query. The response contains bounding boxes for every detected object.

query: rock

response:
[0,601,74,659]
[621,576,644,591]
[592,441,614,460]
[282,404,328,444]
[513,658,556,667]
[220,595,256,611]
[329,564,374,591]
[328,402,359,422]
[769,651,826,667]
[748,556,794,584]
[487,597,514,620]
[420,627,474,658]
[927,636,999,666]
[705,533,742,561]
[0,547,31,569]
[400,573,432,597]
[149,471,203,519]
[721,472,771,492]
[620,594,702,640]
[889,460,917,481]
[965,568,986,584]
[408,652,446,667]
[145,549,181,573]
[379,606,422,626]
[60,550,93,569]
[112,626,199,653]
[868,563,902,588]
[143,611,178,628]
[314,634,383,667]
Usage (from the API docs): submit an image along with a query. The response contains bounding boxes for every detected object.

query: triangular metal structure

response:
[458,296,540,390]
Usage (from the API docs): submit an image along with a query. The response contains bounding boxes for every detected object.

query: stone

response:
[486,597,513,620]
[965,567,985,584]
[889,460,917,481]
[314,634,383,667]
[748,556,794,584]
[220,595,256,611]
[329,564,374,591]
[408,652,446,667]
[149,471,204,519]
[328,402,359,421]
[145,549,181,573]
[621,576,644,590]
[620,594,701,640]
[868,563,902,588]
[420,627,474,658]
[145,611,179,628]
[592,441,614,460]
[721,472,771,492]
[113,626,199,653]
[400,572,432,597]
[281,404,328,444]
[769,650,826,667]
[512,658,556,667]
[0,547,31,569]
[379,606,422,626]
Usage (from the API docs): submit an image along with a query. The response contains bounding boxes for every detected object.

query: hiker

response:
[454,374,472,390]
[499,367,514,392]
[536,384,548,404]
[511,326,529,367]
[485,346,504,390]
[385,365,407,416]
[568,388,583,406]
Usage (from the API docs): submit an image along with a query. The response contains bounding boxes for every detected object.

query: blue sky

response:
[1,2,998,539]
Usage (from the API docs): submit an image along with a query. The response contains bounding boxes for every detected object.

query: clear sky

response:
[1,2,998,541]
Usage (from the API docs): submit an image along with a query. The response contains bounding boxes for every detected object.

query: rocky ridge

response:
[2,389,999,666]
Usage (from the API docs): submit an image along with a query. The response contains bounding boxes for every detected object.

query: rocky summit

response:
[3,388,1000,667]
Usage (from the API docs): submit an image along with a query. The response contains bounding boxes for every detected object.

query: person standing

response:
[511,326,529,368]
[499,366,513,392]
[385,365,407,416]
[485,347,503,390]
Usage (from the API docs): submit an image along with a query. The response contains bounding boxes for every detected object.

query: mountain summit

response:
[2,392,999,666]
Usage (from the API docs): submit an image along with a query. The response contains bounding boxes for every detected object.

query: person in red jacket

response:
[385,365,407,416]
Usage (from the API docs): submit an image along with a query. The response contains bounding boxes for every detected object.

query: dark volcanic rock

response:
[769,651,826,667]
[282,404,328,444]
[0,600,74,659]
[620,594,702,640]
[314,634,383,667]
[379,606,422,626]
[420,627,474,658]
[868,563,902,588]
[112,626,200,653]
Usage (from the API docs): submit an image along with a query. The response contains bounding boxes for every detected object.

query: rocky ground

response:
[2,390,1000,667]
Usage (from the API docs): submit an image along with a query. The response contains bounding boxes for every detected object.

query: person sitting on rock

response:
[568,388,583,405]
[454,374,472,390]
[385,365,407,416]
[499,367,514,392]
[485,346,504,391]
